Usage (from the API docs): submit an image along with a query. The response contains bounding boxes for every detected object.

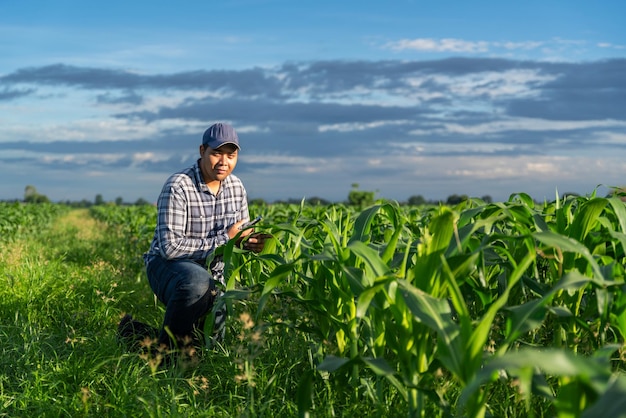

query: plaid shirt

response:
[144,160,249,267]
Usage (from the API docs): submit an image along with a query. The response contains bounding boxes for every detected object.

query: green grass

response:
[0,208,404,417]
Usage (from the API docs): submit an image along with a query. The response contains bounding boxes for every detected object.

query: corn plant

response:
[78,191,620,417]
[1,202,68,241]
[215,193,626,417]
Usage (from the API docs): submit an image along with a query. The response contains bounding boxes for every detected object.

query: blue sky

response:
[1,0,625,204]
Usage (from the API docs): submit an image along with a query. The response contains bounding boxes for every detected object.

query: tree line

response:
[13,184,495,207]
[15,185,153,207]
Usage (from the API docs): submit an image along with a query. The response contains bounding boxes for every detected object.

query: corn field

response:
[3,193,626,417]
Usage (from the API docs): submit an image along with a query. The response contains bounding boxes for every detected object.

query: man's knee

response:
[178,270,215,305]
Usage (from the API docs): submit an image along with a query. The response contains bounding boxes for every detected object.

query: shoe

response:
[117,313,159,352]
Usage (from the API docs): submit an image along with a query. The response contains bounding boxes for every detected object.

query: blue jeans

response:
[146,256,218,347]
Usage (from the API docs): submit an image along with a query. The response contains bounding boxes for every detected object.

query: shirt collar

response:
[193,160,211,193]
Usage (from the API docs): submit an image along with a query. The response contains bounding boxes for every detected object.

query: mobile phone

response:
[239,216,262,230]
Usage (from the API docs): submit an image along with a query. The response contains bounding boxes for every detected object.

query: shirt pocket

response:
[189,203,210,236]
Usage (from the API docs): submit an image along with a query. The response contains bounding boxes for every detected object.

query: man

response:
[142,122,266,351]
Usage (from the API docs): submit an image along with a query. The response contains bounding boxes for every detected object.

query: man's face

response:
[199,143,239,183]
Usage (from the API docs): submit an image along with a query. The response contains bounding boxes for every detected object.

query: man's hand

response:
[229,220,252,240]
[229,220,271,252]
[242,233,271,253]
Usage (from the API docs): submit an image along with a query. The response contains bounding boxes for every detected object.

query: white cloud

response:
[0,116,203,143]
[318,120,409,133]
[397,153,614,184]
[390,141,521,154]
[385,38,544,54]
[496,41,544,50]
[440,118,626,136]
[593,131,626,145]
[597,42,626,50]
[382,37,620,61]
[434,69,557,99]
[40,153,125,164]
[131,152,162,164]
[386,38,489,53]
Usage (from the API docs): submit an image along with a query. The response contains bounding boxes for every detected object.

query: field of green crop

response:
[2,194,626,417]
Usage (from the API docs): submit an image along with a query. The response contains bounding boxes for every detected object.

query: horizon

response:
[9,182,616,206]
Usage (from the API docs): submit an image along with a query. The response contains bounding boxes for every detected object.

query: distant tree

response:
[249,198,267,206]
[115,197,124,206]
[95,194,104,205]
[481,195,493,204]
[446,194,469,205]
[134,197,151,206]
[24,185,37,200]
[307,196,331,206]
[24,185,50,203]
[407,195,426,206]
[74,199,92,208]
[348,183,375,207]
[277,198,309,205]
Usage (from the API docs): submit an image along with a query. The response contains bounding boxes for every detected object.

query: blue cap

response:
[202,122,240,150]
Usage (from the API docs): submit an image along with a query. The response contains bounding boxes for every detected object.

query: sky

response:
[1,0,625,204]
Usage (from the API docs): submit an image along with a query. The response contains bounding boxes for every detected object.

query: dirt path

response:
[0,208,107,271]
[50,208,104,241]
